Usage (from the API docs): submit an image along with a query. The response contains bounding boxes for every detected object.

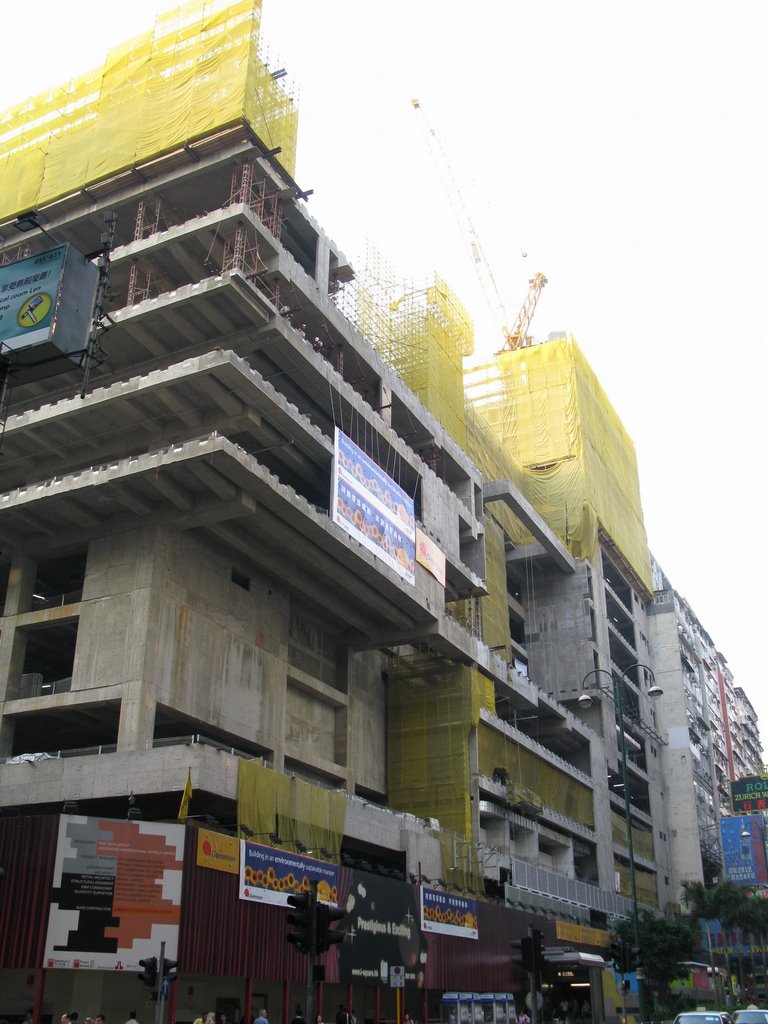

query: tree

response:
[615,910,698,1009]
[681,880,726,1001]
[714,881,751,998]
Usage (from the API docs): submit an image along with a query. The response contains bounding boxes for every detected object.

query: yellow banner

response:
[196,828,239,874]
[556,919,610,947]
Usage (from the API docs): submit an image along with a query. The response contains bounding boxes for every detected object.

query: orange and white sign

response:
[416,528,446,587]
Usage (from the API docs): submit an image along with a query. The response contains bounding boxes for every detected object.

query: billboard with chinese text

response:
[331,428,416,585]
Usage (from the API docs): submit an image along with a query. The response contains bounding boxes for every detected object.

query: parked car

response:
[673,1014,727,1024]
[733,1012,768,1024]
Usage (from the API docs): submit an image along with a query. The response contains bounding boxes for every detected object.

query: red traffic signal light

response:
[316,903,346,954]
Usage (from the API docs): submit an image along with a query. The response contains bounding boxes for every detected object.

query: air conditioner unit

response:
[19,673,43,698]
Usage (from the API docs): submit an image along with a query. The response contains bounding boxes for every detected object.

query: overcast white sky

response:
[4,1,767,737]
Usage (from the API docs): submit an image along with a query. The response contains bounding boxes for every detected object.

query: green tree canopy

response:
[614,910,698,1006]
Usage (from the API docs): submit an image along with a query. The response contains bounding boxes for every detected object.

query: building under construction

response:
[0,0,739,1021]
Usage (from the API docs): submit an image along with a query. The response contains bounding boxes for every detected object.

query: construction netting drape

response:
[436,829,485,894]
[347,250,475,449]
[237,759,346,859]
[610,809,655,861]
[614,860,658,907]
[387,657,489,838]
[0,0,299,223]
[478,722,595,829]
[465,336,652,593]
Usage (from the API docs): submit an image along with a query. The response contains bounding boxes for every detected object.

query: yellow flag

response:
[178,769,192,821]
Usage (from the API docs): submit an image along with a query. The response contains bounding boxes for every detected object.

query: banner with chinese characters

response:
[43,816,185,970]
[420,886,478,939]
[331,428,416,585]
[239,842,340,906]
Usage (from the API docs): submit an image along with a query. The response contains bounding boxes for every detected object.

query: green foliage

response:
[613,910,698,1006]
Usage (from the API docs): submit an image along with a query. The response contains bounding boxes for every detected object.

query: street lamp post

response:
[578,663,662,1024]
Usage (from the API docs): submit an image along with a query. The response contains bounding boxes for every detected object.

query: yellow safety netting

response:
[465,336,652,593]
[387,651,593,836]
[436,829,485,894]
[611,809,655,861]
[614,860,658,907]
[478,722,595,829]
[237,759,346,859]
[345,257,649,592]
[387,656,489,838]
[0,0,298,224]
[346,247,474,448]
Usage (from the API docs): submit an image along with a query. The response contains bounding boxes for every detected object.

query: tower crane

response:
[411,98,547,354]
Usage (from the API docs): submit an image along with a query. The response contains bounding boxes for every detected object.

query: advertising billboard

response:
[43,815,185,970]
[420,885,478,939]
[331,428,416,585]
[239,841,340,907]
[721,814,768,886]
[0,244,98,383]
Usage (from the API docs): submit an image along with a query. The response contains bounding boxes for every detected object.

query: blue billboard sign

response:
[721,815,768,886]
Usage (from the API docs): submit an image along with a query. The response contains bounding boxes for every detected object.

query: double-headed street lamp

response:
[578,663,662,1024]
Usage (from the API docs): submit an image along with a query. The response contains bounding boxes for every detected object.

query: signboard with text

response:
[331,428,416,585]
[239,841,340,906]
[731,776,768,813]
[43,816,185,970]
[420,885,478,940]
[0,244,98,383]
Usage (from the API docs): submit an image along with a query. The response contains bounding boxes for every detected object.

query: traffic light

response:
[511,936,535,972]
[316,902,346,953]
[628,945,641,972]
[531,928,544,972]
[163,957,178,983]
[138,956,158,988]
[608,938,624,973]
[287,890,316,955]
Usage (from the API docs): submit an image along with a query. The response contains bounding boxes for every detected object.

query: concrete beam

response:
[483,479,575,574]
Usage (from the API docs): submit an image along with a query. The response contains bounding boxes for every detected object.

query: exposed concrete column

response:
[0,629,27,754]
[378,382,392,426]
[116,678,157,752]
[588,731,616,891]
[3,554,36,616]
[314,233,331,291]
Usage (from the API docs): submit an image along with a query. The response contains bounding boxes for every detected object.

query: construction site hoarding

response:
[0,244,98,383]
[0,0,298,225]
[332,427,416,585]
